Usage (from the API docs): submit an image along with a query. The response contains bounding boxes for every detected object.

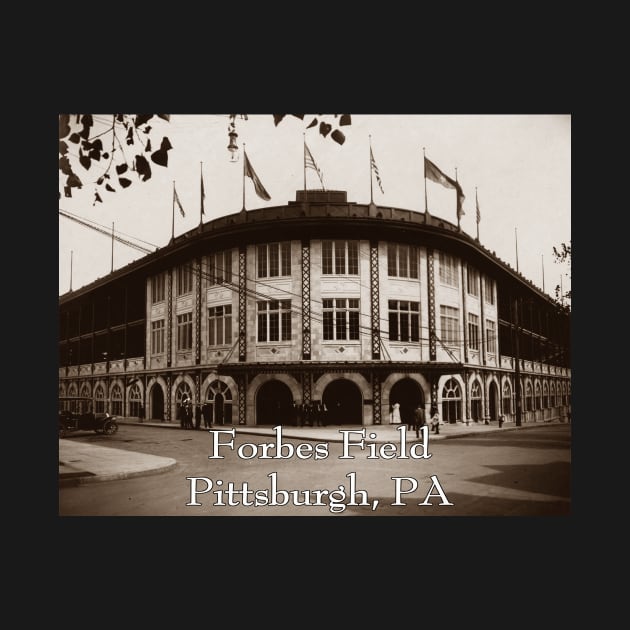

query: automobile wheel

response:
[103,421,118,435]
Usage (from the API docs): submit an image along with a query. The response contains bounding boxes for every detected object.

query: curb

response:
[58,458,177,487]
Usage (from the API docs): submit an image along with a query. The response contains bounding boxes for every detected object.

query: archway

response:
[256,380,293,425]
[488,381,499,421]
[389,378,424,427]
[205,380,233,425]
[151,385,164,421]
[322,379,363,425]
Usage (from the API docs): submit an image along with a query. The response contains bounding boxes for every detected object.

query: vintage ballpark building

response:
[58,190,571,427]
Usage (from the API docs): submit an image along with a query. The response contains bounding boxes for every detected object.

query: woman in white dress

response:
[390,402,402,424]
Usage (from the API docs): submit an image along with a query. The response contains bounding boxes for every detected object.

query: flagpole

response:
[303,134,306,193]
[369,135,374,204]
[423,147,428,223]
[455,167,460,231]
[475,187,480,241]
[171,181,175,242]
[242,143,246,212]
[515,227,519,272]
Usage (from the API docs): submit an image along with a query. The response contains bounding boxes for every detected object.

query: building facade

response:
[59,191,571,427]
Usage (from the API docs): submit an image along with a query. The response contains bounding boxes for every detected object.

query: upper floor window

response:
[387,244,419,279]
[486,319,496,354]
[208,250,232,286]
[467,313,480,350]
[208,305,232,346]
[177,312,193,350]
[257,300,292,342]
[440,305,459,345]
[151,273,165,303]
[388,300,420,342]
[322,240,359,275]
[484,276,495,305]
[177,264,193,296]
[323,298,360,341]
[439,252,459,287]
[151,319,165,354]
[257,242,291,278]
[467,267,480,297]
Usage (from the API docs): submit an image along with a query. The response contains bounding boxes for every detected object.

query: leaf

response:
[319,121,332,137]
[89,148,101,161]
[134,155,152,181]
[273,114,286,126]
[135,114,153,127]
[66,173,83,188]
[160,136,172,151]
[143,125,151,134]
[102,152,109,159]
[145,139,152,152]
[105,183,115,192]
[157,114,170,121]
[126,127,134,145]
[118,177,132,188]
[91,139,103,152]
[93,192,103,205]
[79,152,91,170]
[79,115,93,140]
[64,186,72,198]
[59,156,72,175]
[151,149,168,167]
[96,176,104,185]
[59,140,68,155]
[116,114,125,122]
[331,129,346,145]
[116,163,128,175]
[81,140,92,150]
[59,114,71,139]
[291,114,304,120]
[339,114,351,126]
[69,133,81,144]
[306,117,318,129]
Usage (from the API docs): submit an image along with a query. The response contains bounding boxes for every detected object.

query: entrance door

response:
[389,378,424,426]
[151,385,164,421]
[489,381,499,421]
[256,380,293,425]
[322,379,363,425]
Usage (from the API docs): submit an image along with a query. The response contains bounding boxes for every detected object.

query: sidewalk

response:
[59,419,568,487]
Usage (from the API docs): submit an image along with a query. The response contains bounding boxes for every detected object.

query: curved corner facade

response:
[59,191,571,428]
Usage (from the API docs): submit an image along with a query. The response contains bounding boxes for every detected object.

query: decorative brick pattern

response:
[301,239,311,360]
[427,248,437,361]
[370,240,381,360]
[238,245,247,362]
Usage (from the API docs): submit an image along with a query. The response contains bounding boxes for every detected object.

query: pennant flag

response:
[244,151,271,201]
[174,184,186,217]
[304,142,325,189]
[201,170,206,216]
[370,146,384,194]
[476,189,480,224]
[425,157,465,220]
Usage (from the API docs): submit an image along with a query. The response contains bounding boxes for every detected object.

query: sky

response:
[59,114,571,298]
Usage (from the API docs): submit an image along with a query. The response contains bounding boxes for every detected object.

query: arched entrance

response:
[322,379,362,425]
[205,380,233,425]
[256,380,293,425]
[488,381,499,421]
[151,385,164,421]
[390,378,424,427]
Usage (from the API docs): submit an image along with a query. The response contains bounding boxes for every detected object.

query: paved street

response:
[58,423,570,516]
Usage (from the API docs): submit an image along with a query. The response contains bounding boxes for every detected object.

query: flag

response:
[425,157,465,219]
[370,146,384,194]
[304,142,325,189]
[174,184,185,217]
[476,189,480,224]
[244,151,271,201]
[201,171,206,216]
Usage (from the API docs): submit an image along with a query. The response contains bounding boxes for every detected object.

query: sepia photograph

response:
[58,114,571,516]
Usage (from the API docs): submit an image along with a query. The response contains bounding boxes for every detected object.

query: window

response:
[111,384,122,416]
[257,300,292,342]
[502,380,512,414]
[439,252,459,287]
[80,383,91,399]
[205,380,233,425]
[467,267,479,297]
[525,381,533,412]
[151,319,165,354]
[484,276,495,305]
[257,242,291,278]
[486,320,496,354]
[94,384,105,413]
[387,244,419,279]
[535,381,542,410]
[208,250,232,285]
[440,305,459,345]
[323,298,360,341]
[388,300,420,342]
[129,383,142,417]
[177,312,193,350]
[550,382,556,407]
[543,382,549,409]
[322,240,359,275]
[470,380,482,421]
[177,264,193,295]
[441,378,461,423]
[176,382,192,407]
[468,313,480,350]
[151,273,165,303]
[208,305,232,346]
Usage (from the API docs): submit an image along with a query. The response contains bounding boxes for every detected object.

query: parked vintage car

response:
[58,397,118,438]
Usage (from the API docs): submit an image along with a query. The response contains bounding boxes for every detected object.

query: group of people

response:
[390,402,440,436]
[290,401,328,427]
[178,396,213,430]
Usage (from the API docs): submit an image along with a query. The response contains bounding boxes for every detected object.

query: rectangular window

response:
[257,242,291,278]
[257,300,291,342]
[440,305,459,345]
[484,276,495,305]
[467,267,480,297]
[323,298,360,340]
[387,244,419,279]
[486,319,496,354]
[322,241,359,275]
[208,305,232,346]
[468,313,480,350]
[439,252,459,287]
[177,312,193,350]
[151,273,165,303]
[151,319,165,354]
[208,250,232,286]
[177,265,193,296]
[388,300,420,342]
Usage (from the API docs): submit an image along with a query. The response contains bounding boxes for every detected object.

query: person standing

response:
[195,404,202,430]
[391,402,402,424]
[430,406,440,434]
[202,402,212,429]
[414,404,426,438]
